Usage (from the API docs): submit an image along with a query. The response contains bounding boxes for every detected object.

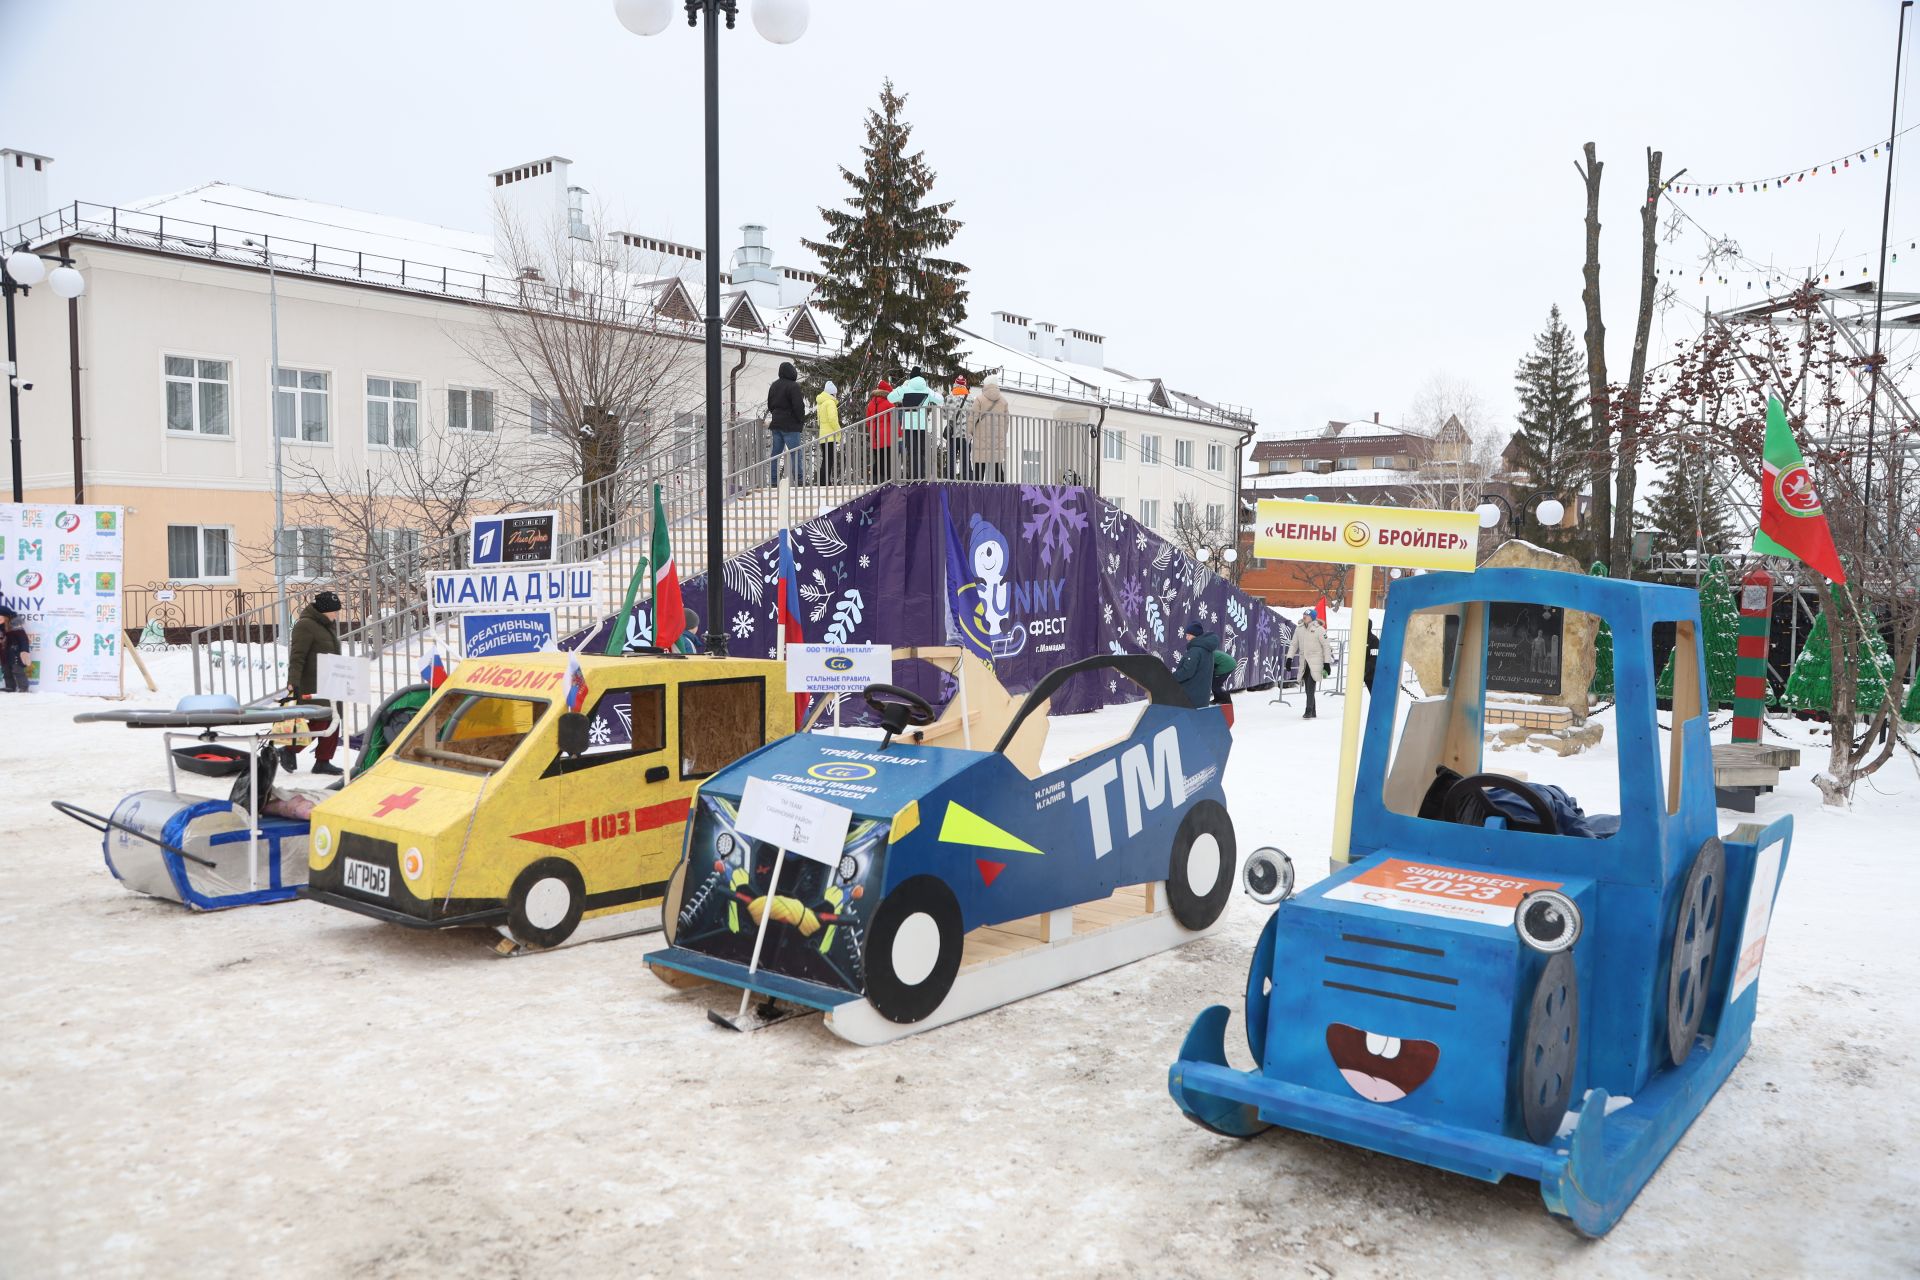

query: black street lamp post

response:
[616,0,808,654]
[4,244,88,503]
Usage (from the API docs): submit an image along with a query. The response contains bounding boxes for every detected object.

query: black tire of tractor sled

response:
[862,875,965,1025]
[506,857,586,949]
[661,854,690,947]
[1520,949,1580,1144]
[1666,836,1726,1065]
[1165,800,1237,931]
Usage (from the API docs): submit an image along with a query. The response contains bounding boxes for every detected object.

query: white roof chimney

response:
[3,149,55,231]
[487,155,573,265]
[730,223,781,310]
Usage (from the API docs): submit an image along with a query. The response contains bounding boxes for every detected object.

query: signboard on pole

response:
[786,643,890,693]
[1251,498,1480,869]
[429,566,597,612]
[470,511,558,566]
[0,503,125,695]
[460,610,555,659]
[315,653,373,704]
[735,776,854,867]
[1253,498,1479,572]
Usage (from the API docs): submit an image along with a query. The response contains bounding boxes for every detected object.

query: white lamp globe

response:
[1222,547,1238,564]
[5,248,46,287]
[751,0,809,43]
[613,0,676,37]
[1535,497,1566,526]
[1476,502,1501,529]
[47,265,85,299]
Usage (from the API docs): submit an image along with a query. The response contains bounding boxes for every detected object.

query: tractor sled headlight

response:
[1516,889,1581,953]
[1243,847,1295,904]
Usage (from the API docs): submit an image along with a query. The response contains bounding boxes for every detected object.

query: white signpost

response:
[315,653,373,704]
[786,642,890,730]
[715,777,854,1028]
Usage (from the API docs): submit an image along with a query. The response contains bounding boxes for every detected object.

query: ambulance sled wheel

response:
[1666,837,1725,1065]
[1520,949,1580,1144]
[1165,801,1236,931]
[863,875,964,1025]
[507,858,585,949]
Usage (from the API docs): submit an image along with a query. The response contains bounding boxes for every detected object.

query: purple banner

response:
[577,483,1292,716]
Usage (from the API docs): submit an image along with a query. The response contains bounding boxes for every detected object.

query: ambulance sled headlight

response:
[1516,889,1581,953]
[1243,847,1295,904]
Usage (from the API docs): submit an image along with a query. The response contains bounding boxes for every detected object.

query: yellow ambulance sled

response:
[306,651,794,950]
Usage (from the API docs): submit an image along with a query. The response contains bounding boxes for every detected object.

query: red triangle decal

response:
[977,859,1006,887]
[514,820,588,850]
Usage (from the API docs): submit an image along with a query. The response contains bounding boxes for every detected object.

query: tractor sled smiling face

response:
[1171,566,1792,1237]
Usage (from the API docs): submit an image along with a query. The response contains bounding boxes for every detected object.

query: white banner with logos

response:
[0,503,126,695]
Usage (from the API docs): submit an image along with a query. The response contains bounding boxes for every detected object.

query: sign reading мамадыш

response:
[429,566,597,612]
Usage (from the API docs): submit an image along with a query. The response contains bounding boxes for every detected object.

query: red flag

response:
[776,523,807,722]
[649,485,685,649]
[1315,596,1328,626]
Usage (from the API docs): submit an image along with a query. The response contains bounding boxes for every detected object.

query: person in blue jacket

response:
[1170,621,1220,708]
[887,367,945,480]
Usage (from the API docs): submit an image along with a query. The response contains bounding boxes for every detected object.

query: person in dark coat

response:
[1363,619,1379,692]
[1170,621,1220,708]
[1210,644,1235,705]
[766,361,809,485]
[0,605,30,692]
[286,590,344,775]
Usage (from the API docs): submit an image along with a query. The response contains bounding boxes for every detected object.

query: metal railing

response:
[4,200,835,358]
[989,367,1253,428]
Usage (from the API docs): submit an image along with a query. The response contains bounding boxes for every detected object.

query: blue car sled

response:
[1168,567,1793,1237]
[646,652,1238,1044]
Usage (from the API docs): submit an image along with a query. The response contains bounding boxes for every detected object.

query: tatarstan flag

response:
[1753,397,1847,584]
[649,484,685,650]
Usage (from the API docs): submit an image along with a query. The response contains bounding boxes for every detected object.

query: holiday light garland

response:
[1664,123,1916,197]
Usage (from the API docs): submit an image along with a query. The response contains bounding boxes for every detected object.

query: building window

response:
[1141,435,1162,466]
[1173,500,1195,527]
[1207,442,1225,472]
[165,524,233,581]
[530,395,565,435]
[370,527,421,571]
[274,368,330,443]
[1139,498,1160,529]
[1206,503,1224,530]
[366,377,420,449]
[1174,438,1194,468]
[448,387,496,433]
[164,356,231,436]
[1375,454,1397,469]
[1103,429,1127,461]
[276,527,333,580]
[1336,456,1360,471]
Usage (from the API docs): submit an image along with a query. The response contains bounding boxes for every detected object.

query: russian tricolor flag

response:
[420,652,448,690]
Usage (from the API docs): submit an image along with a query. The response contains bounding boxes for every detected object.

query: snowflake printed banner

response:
[572,484,1292,717]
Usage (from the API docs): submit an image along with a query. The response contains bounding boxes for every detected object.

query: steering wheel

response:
[1439,773,1560,836]
[862,683,936,742]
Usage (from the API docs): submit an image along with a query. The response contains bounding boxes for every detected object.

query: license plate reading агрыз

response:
[343,858,390,897]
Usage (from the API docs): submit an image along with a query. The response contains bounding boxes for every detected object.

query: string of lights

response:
[1664,123,1917,197]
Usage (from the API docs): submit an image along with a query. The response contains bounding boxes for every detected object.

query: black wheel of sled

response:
[1520,949,1580,1144]
[507,857,585,949]
[1165,801,1236,931]
[863,875,964,1025]
[1666,837,1725,1065]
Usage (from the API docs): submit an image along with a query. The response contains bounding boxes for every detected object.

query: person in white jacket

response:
[1286,611,1332,719]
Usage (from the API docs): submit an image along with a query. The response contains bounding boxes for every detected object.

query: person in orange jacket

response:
[865,377,897,482]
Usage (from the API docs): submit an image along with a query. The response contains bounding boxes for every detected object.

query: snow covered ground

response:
[2,652,1916,1278]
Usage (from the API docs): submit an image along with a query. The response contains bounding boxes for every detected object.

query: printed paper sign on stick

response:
[1321,857,1562,927]
[1731,840,1784,999]
[735,776,853,867]
[315,653,373,704]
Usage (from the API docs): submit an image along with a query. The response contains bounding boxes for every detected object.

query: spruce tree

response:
[1657,555,1739,706]
[802,80,970,397]
[1588,561,1615,699]
[1783,607,1897,714]
[1510,306,1590,552]
[1902,671,1919,723]
[1638,445,1734,579]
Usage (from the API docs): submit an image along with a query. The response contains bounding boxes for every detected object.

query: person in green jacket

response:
[815,380,842,484]
[285,591,344,775]
[887,367,945,481]
[1211,645,1235,705]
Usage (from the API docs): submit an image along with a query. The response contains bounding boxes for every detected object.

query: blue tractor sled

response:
[1168,567,1793,1236]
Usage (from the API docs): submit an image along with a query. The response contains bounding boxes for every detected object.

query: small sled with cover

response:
[1166,567,1793,1236]
[647,651,1238,1044]
[54,693,333,910]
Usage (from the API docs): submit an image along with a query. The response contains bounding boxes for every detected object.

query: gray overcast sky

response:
[2,0,1915,437]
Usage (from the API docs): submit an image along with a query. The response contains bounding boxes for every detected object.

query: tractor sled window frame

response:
[395,691,550,776]
[679,676,766,781]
